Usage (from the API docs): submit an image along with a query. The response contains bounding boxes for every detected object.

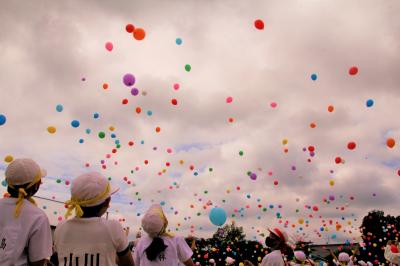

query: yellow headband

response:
[155,207,173,237]
[8,172,42,218]
[65,183,111,219]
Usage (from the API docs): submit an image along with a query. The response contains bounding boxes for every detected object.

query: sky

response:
[0,0,400,244]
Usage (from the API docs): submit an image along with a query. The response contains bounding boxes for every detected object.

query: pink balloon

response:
[226,96,233,103]
[270,102,277,108]
[105,42,113,52]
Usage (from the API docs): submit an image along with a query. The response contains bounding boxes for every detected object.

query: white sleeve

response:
[108,220,129,253]
[176,237,193,262]
[260,255,268,266]
[28,215,53,262]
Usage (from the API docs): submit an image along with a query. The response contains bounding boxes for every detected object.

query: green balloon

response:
[185,64,191,72]
[98,131,105,138]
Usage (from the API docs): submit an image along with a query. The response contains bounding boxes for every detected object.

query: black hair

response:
[145,237,168,261]
[7,182,40,198]
[80,198,110,218]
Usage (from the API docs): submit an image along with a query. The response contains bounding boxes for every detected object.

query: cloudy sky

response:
[1,0,399,244]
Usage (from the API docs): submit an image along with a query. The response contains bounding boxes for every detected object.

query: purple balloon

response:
[131,88,139,96]
[123,73,135,86]
[250,173,257,180]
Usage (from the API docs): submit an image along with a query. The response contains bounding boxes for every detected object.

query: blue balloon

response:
[176,38,182,45]
[71,120,80,128]
[56,104,63,112]
[311,73,318,81]
[366,99,374,107]
[209,207,227,226]
[0,114,6,126]
[93,112,100,119]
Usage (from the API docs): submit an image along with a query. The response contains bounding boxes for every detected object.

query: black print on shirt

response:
[0,238,6,250]
[63,253,100,266]
[158,252,166,261]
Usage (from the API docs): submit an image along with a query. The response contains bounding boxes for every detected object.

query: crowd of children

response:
[0,158,388,266]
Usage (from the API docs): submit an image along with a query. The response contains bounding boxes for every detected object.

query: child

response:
[54,172,134,266]
[0,158,52,266]
[134,204,194,265]
[261,227,289,266]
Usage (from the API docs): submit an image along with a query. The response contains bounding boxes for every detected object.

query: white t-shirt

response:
[261,250,285,266]
[0,198,52,266]
[54,217,129,266]
[134,235,193,266]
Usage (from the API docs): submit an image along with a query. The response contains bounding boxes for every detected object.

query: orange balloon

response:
[133,28,146,41]
[103,83,109,90]
[387,138,396,148]
[328,105,334,112]
[310,122,316,128]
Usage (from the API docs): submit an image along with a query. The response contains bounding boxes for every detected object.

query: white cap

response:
[294,251,306,261]
[269,227,289,243]
[71,172,118,207]
[142,204,167,238]
[209,259,215,263]
[358,260,367,266]
[5,158,46,186]
[338,252,350,262]
[225,257,235,264]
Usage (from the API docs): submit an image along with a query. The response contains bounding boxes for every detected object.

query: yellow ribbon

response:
[64,183,111,219]
[155,207,174,237]
[8,172,42,218]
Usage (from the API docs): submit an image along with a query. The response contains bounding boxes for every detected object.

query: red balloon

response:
[349,66,358,75]
[171,99,178,105]
[126,24,135,33]
[254,19,264,30]
[347,142,356,150]
[335,157,342,164]
[397,169,400,176]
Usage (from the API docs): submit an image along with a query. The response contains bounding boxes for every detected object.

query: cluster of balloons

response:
[125,23,146,41]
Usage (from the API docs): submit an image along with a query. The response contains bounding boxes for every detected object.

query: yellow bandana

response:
[8,172,42,218]
[64,183,111,218]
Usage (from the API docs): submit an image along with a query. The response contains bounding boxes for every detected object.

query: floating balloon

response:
[56,104,63,112]
[347,142,356,150]
[335,157,342,164]
[349,66,358,75]
[173,83,180,90]
[0,114,6,126]
[171,99,178,105]
[387,138,395,148]
[311,73,318,81]
[47,126,56,134]
[125,24,135,33]
[185,64,191,72]
[270,102,277,108]
[71,120,80,128]
[98,132,106,139]
[123,73,135,86]
[366,99,374,107]
[254,19,264,30]
[176,38,182,45]
[209,207,227,226]
[226,96,233,103]
[102,83,109,90]
[328,105,334,112]
[105,42,113,51]
[133,28,146,40]
[4,155,13,163]
[131,88,139,96]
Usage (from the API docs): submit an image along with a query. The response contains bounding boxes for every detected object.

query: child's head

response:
[65,172,118,218]
[5,158,46,217]
[265,227,289,251]
[142,204,169,238]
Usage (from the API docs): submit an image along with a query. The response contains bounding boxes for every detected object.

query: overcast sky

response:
[1,0,400,244]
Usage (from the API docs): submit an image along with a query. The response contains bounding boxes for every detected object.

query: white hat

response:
[225,257,235,265]
[70,172,118,207]
[209,259,215,263]
[338,252,350,262]
[5,158,46,186]
[294,251,306,261]
[358,260,367,266]
[142,204,168,238]
[269,227,289,243]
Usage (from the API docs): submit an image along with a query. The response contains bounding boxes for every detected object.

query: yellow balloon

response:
[282,139,288,145]
[329,180,335,186]
[298,218,304,224]
[4,155,13,163]
[239,263,244,266]
[109,126,115,131]
[179,160,184,165]
[47,126,57,134]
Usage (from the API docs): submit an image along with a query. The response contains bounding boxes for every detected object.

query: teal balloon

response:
[209,207,227,226]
